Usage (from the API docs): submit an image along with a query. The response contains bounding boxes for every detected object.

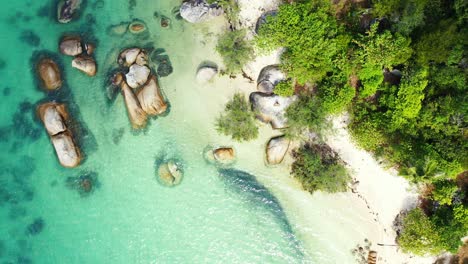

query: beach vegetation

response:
[216,30,253,74]
[273,80,294,97]
[215,93,258,142]
[291,144,351,193]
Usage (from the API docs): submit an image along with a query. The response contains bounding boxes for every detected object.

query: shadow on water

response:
[29,50,99,162]
[218,168,306,258]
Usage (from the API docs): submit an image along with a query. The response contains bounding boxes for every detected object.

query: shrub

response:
[216,30,253,74]
[215,93,258,141]
[274,80,294,97]
[285,95,328,138]
[291,144,351,193]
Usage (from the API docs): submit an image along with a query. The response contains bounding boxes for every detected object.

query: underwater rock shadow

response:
[218,168,307,258]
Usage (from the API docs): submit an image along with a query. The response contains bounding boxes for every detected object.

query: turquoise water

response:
[0,1,313,263]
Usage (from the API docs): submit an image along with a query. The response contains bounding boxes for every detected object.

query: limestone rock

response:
[59,36,82,56]
[51,132,81,168]
[249,92,297,129]
[137,76,167,116]
[157,161,183,186]
[57,0,81,23]
[121,82,147,129]
[36,58,62,90]
[118,48,142,67]
[213,147,235,163]
[180,0,223,23]
[196,66,217,83]
[257,65,286,94]
[38,103,67,136]
[125,64,150,89]
[266,135,290,165]
[72,56,97,76]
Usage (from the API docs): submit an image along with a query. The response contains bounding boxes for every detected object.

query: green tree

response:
[291,144,351,193]
[398,208,444,255]
[274,80,295,97]
[215,93,258,141]
[431,180,457,205]
[216,30,254,74]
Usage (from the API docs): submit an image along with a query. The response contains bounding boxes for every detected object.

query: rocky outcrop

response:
[57,0,81,23]
[126,64,150,89]
[180,0,223,23]
[121,82,147,129]
[157,161,183,186]
[137,76,167,116]
[266,135,290,165]
[37,103,81,168]
[196,65,217,83]
[249,92,297,129]
[118,48,147,67]
[213,147,235,163]
[257,65,286,94]
[36,58,62,90]
[72,56,96,76]
[59,36,82,56]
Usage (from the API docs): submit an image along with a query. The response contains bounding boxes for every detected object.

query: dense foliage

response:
[256,0,468,255]
[273,80,294,97]
[291,144,351,193]
[215,93,258,141]
[216,30,253,74]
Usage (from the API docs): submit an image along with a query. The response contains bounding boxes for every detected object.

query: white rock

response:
[43,105,66,136]
[72,56,96,76]
[118,48,141,67]
[180,0,223,23]
[51,133,81,168]
[125,64,150,89]
[196,66,217,83]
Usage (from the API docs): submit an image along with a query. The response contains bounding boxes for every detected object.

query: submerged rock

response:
[137,75,167,116]
[72,56,97,76]
[57,0,81,23]
[121,82,147,129]
[125,64,150,88]
[157,161,183,186]
[160,16,171,28]
[196,65,217,83]
[128,20,147,34]
[66,171,99,196]
[266,135,290,165]
[26,218,45,236]
[179,0,223,23]
[249,92,297,129]
[213,147,235,163]
[157,59,173,77]
[257,65,286,94]
[36,58,62,90]
[59,36,82,56]
[107,22,129,36]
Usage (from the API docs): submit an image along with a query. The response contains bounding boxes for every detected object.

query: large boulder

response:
[51,132,81,168]
[266,135,290,165]
[257,65,286,94]
[157,161,183,186]
[57,0,81,23]
[137,76,167,116]
[180,0,223,23]
[121,82,147,129]
[118,48,142,67]
[249,92,297,129]
[213,147,235,163]
[59,36,82,56]
[36,58,62,90]
[125,64,150,89]
[38,103,67,136]
[72,56,97,76]
[196,66,217,83]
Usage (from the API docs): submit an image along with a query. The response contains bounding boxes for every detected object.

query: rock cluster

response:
[57,0,81,23]
[37,103,81,168]
[112,47,168,129]
[180,0,223,23]
[59,35,97,76]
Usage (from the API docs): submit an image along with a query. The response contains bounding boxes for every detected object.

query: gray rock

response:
[257,65,286,94]
[180,0,223,23]
[125,64,150,89]
[266,135,290,165]
[57,0,81,23]
[249,92,297,129]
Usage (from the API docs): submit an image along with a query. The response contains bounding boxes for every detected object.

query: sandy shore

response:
[232,0,435,263]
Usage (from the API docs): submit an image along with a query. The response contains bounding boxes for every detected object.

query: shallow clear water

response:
[0,1,311,263]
